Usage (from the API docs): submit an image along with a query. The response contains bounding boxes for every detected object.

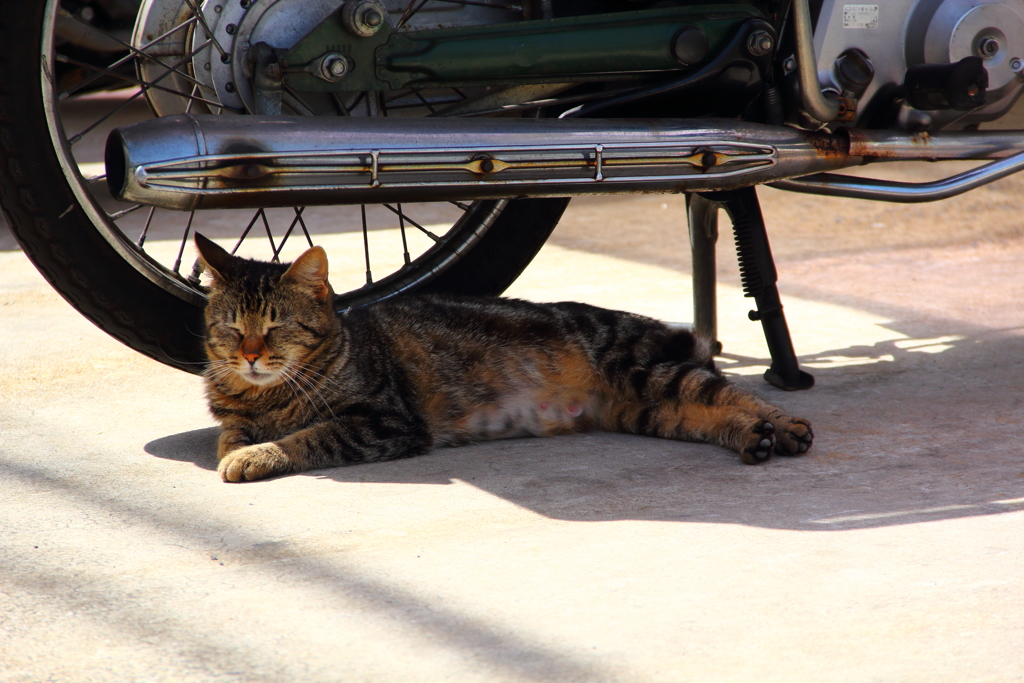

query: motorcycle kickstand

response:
[688,187,814,391]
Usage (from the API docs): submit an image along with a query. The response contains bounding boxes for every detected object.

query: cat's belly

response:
[437,393,592,443]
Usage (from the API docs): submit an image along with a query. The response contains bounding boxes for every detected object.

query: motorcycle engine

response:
[811,0,1024,129]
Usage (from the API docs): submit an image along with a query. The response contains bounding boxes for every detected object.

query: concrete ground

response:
[3,149,1024,679]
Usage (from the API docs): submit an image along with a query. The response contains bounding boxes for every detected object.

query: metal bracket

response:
[281,5,761,93]
[251,43,283,116]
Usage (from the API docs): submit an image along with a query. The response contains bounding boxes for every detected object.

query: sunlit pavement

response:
[3,171,1024,681]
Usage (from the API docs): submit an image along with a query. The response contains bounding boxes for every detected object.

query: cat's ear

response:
[194,233,234,281]
[283,246,331,300]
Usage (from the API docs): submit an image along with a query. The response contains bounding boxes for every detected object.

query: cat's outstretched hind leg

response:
[612,400,783,464]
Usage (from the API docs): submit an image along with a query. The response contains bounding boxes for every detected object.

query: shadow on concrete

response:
[145,324,1024,533]
[1,458,618,683]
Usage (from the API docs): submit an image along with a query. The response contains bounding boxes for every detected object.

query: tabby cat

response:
[195,233,812,482]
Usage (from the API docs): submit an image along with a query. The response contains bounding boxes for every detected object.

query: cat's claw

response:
[741,421,776,465]
[774,417,814,456]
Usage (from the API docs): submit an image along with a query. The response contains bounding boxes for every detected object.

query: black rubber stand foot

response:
[764,368,815,391]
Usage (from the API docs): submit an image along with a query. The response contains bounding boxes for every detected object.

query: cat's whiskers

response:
[282,365,338,421]
[287,364,339,416]
[285,359,347,393]
[202,360,235,383]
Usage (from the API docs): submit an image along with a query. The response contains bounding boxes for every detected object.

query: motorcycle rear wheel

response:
[0,0,569,373]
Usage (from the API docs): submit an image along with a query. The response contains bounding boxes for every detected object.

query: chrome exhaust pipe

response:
[105,114,1024,211]
[106,115,864,211]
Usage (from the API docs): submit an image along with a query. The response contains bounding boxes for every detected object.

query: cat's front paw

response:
[218,443,293,482]
[774,417,813,456]
[741,421,776,465]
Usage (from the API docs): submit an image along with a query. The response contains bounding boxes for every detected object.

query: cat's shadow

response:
[144,427,1024,531]
[145,427,221,471]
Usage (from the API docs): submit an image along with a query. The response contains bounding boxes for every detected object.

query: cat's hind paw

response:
[218,443,293,482]
[775,417,814,456]
[741,421,776,465]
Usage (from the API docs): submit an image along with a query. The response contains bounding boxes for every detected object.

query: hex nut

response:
[319,53,352,81]
[342,0,388,38]
[747,30,774,57]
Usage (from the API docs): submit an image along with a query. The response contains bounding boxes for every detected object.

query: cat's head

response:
[195,233,339,388]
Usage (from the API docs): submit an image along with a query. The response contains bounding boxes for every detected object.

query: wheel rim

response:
[40,0,531,310]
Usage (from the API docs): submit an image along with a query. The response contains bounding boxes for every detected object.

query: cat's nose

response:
[241,336,264,364]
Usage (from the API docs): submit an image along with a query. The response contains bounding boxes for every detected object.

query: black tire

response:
[0,1,569,374]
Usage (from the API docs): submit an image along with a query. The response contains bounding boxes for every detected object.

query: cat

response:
[194,233,813,482]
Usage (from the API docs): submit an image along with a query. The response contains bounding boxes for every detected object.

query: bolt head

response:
[320,54,351,81]
[783,56,797,74]
[225,82,235,92]
[747,31,774,57]
[364,9,382,27]
[1011,57,1023,72]
[329,59,347,77]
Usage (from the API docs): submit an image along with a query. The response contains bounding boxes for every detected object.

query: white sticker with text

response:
[843,4,879,29]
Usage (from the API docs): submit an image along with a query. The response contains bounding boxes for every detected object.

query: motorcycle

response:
[2,0,1023,390]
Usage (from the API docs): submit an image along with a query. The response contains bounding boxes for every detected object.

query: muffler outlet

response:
[107,114,863,211]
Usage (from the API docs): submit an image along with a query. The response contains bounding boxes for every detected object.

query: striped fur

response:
[196,236,812,482]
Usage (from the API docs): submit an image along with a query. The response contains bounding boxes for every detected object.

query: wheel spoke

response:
[413,91,437,114]
[57,9,211,96]
[181,0,229,59]
[260,210,279,261]
[397,203,412,266]
[68,40,223,146]
[173,210,196,274]
[136,206,156,248]
[108,203,144,221]
[343,91,367,113]
[332,92,351,116]
[56,53,228,112]
[231,209,266,254]
[396,0,431,30]
[296,208,315,248]
[381,204,440,242]
[58,15,199,101]
[361,205,373,285]
[449,200,473,212]
[271,207,307,261]
[282,87,317,116]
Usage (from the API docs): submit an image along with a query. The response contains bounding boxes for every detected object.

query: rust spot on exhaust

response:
[807,131,851,159]
[846,129,898,158]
